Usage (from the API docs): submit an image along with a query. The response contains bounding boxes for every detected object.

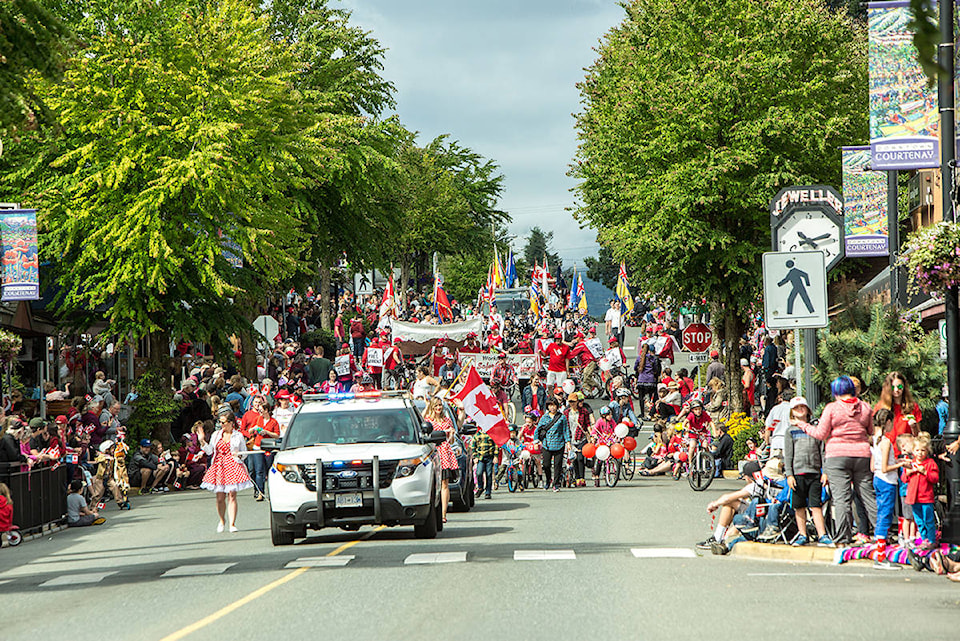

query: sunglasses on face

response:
[894,384,904,390]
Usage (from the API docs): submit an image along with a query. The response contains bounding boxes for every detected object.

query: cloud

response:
[335,0,624,266]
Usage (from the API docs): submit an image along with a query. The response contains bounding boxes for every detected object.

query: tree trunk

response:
[239,328,259,381]
[320,262,332,331]
[400,255,411,310]
[147,328,173,443]
[723,311,746,415]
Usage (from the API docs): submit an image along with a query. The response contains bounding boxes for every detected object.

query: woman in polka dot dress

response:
[423,398,459,523]
[200,410,253,532]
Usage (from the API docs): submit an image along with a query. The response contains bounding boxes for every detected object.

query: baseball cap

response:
[276,390,291,399]
[710,349,719,358]
[608,336,618,344]
[789,396,809,411]
[554,332,562,339]
[740,460,762,479]
[55,415,68,424]
[99,440,115,453]
[139,438,152,447]
[28,417,45,430]
[739,358,749,367]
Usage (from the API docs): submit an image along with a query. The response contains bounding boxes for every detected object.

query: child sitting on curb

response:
[66,480,105,527]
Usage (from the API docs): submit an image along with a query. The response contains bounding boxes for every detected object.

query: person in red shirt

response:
[486,326,504,352]
[362,334,385,388]
[570,333,598,384]
[904,434,939,545]
[333,343,361,387]
[875,371,922,448]
[513,333,534,354]
[682,399,713,466]
[460,332,483,354]
[677,368,695,398]
[543,332,570,388]
[240,398,279,501]
[382,338,403,372]
[430,339,448,376]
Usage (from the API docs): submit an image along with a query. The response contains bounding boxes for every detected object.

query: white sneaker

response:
[229,525,239,533]
[217,522,224,533]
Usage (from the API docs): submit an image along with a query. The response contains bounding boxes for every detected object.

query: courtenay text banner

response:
[868,1,939,170]
[0,210,40,301]
[842,146,889,256]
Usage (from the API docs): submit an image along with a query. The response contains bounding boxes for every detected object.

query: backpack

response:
[651,355,662,379]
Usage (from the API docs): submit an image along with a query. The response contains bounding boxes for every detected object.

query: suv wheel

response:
[414,498,438,539]
[271,516,295,546]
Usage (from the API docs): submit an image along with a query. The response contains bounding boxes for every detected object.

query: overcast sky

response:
[334,0,625,268]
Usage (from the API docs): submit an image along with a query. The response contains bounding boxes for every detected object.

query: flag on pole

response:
[451,366,511,445]
[505,250,518,288]
[577,271,588,314]
[434,272,453,324]
[556,263,567,293]
[484,264,495,303]
[492,247,505,288]
[616,262,634,313]
[568,266,579,310]
[529,282,540,317]
[541,255,550,297]
[379,273,397,319]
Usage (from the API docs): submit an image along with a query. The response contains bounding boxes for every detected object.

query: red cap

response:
[710,349,719,358]
[275,390,291,399]
[554,332,562,339]
[608,336,618,344]
[394,337,402,344]
[55,415,68,424]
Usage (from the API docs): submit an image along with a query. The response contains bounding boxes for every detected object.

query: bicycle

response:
[382,361,412,391]
[672,436,715,492]
[521,451,542,489]
[619,446,636,481]
[503,456,523,492]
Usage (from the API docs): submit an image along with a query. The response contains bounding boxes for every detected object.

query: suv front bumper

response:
[272,498,432,530]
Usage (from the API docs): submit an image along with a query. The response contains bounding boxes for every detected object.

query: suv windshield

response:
[284,408,419,448]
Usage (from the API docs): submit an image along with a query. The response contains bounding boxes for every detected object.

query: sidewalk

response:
[729,541,872,566]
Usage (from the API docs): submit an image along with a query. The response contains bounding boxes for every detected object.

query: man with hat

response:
[705,349,725,385]
[438,350,462,388]
[460,332,483,354]
[362,330,387,389]
[130,438,171,495]
[569,331,598,391]
[486,325,504,352]
[696,460,778,555]
[542,332,571,389]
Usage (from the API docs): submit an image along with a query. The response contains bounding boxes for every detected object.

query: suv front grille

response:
[301,461,399,492]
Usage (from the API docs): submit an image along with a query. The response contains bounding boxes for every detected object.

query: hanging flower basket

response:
[0,329,21,363]
[902,221,960,295]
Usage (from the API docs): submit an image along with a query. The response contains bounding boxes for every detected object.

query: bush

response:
[300,328,337,359]
[126,368,180,445]
[815,302,945,413]
[722,412,762,462]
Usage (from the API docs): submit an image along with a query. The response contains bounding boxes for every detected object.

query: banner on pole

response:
[0,210,40,301]
[841,146,889,256]
[867,1,939,170]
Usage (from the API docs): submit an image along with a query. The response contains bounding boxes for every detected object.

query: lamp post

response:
[938,0,960,543]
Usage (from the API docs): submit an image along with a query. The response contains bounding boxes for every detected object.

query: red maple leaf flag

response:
[450,366,511,445]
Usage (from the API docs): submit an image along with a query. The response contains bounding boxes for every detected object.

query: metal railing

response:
[0,464,67,533]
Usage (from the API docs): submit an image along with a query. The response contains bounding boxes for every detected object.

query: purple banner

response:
[868,2,939,170]
[0,210,40,301]
[842,147,889,256]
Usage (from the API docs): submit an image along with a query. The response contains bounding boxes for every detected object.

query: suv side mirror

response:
[460,424,478,436]
[260,438,280,452]
[426,430,447,444]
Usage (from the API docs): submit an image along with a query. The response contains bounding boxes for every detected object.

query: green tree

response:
[571,0,867,411]
[522,226,560,271]
[584,244,619,291]
[0,0,73,131]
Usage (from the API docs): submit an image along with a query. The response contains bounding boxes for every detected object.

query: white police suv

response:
[263,391,448,546]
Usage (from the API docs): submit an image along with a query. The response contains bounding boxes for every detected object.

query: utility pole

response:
[938,0,960,543]
[887,170,900,307]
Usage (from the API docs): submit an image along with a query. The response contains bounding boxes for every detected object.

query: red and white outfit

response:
[520,423,541,455]
[200,430,253,493]
[433,417,459,472]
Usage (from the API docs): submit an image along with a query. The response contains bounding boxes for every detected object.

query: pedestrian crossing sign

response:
[762,251,828,329]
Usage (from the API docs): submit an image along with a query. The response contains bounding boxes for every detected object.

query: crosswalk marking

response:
[161,563,236,578]
[514,550,576,561]
[284,556,355,569]
[404,552,468,565]
[40,572,116,587]
[631,548,697,559]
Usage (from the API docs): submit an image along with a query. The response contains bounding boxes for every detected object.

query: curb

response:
[1,522,67,548]
[729,541,872,566]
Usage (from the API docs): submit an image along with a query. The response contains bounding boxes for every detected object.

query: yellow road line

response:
[159,526,385,641]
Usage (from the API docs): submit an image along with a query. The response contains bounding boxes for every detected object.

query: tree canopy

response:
[522,226,560,271]
[571,0,867,408]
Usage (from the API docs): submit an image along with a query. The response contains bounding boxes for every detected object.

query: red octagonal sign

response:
[682,323,712,353]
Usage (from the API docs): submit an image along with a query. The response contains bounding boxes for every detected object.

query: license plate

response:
[335,493,363,508]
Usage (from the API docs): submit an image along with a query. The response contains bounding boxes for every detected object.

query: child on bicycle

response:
[519,413,544,481]
[682,399,713,469]
[501,428,524,491]
[590,406,617,486]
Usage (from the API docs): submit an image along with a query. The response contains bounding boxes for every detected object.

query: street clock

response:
[770,186,845,273]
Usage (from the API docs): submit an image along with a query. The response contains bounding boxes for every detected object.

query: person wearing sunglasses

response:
[875,371,922,445]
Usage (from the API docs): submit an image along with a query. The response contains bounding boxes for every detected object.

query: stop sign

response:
[682,323,712,353]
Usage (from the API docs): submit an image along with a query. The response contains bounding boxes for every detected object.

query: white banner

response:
[391,318,484,343]
[459,353,540,380]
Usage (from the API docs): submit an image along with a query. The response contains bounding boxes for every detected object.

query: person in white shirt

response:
[604,300,622,342]
[272,391,296,437]
[764,390,794,456]
[488,303,504,334]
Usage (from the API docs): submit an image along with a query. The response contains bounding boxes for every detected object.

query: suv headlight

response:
[274,462,302,484]
[395,456,425,478]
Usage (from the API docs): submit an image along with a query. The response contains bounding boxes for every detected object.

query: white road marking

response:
[631,548,697,559]
[747,573,874,577]
[284,556,355,568]
[161,563,236,577]
[514,550,576,561]
[40,572,116,587]
[404,552,468,565]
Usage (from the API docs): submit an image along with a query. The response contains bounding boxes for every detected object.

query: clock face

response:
[776,208,842,263]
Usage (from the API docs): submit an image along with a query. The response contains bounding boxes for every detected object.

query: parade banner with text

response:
[0,210,40,301]
[868,1,939,170]
[841,146,888,256]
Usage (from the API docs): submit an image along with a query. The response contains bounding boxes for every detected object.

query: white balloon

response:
[562,379,576,395]
[596,445,611,461]
[614,423,629,439]
[520,449,531,460]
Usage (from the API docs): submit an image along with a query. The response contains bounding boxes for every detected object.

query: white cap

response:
[99,440,114,453]
[739,358,749,367]
[789,396,809,411]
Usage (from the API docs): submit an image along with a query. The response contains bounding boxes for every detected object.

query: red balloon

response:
[611,443,625,459]
[678,452,689,463]
[582,443,597,459]
[623,419,634,428]
[623,436,637,451]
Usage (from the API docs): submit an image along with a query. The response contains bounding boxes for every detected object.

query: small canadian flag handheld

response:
[450,366,511,446]
[96,502,106,510]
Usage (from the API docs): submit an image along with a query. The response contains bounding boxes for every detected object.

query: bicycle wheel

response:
[6,530,21,546]
[521,462,530,489]
[507,467,518,493]
[504,402,516,424]
[605,458,620,487]
[620,451,636,481]
[688,451,715,492]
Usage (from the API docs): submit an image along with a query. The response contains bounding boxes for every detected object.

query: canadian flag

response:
[450,366,511,445]
[380,273,398,319]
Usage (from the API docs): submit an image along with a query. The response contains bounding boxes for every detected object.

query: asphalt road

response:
[2,451,959,641]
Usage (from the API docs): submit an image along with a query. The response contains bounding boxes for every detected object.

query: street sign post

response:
[681,323,712,353]
[941,319,948,362]
[253,314,280,364]
[762,251,829,330]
